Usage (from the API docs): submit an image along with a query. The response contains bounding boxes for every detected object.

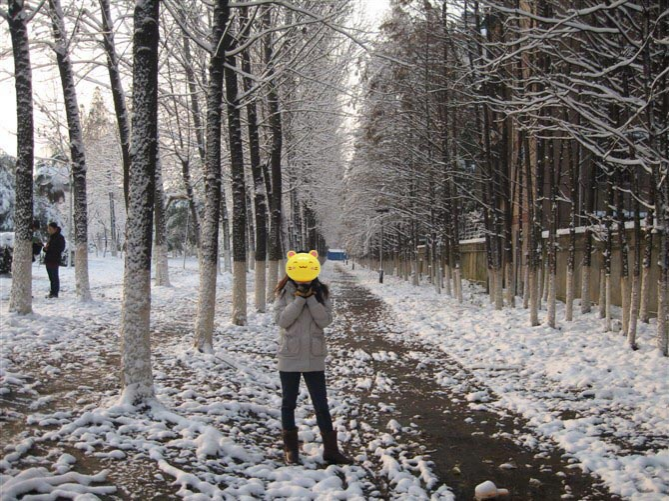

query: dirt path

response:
[2,264,620,500]
[329,264,617,500]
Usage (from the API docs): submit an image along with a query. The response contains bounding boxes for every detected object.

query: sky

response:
[0,0,390,160]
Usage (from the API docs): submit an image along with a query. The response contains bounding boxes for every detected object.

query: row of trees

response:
[345,0,668,355]
[4,0,358,403]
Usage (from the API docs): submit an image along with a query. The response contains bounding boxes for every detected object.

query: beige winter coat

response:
[273,280,334,372]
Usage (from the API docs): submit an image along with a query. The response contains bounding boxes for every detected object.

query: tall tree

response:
[48,0,92,302]
[225,42,248,326]
[153,156,170,287]
[263,6,284,301]
[240,8,269,313]
[193,0,230,352]
[98,0,131,207]
[120,0,160,404]
[4,0,35,314]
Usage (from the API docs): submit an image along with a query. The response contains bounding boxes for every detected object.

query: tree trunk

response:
[581,160,595,314]
[194,0,230,353]
[546,138,558,329]
[639,207,653,323]
[7,0,34,315]
[599,266,606,319]
[221,195,232,273]
[225,50,247,326]
[120,0,160,404]
[265,20,283,300]
[566,134,578,321]
[239,13,268,310]
[153,157,170,287]
[616,172,631,336]
[628,175,641,349]
[49,0,91,302]
[99,0,130,208]
[180,158,201,248]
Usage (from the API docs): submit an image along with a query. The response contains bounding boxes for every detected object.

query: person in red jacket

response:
[44,222,65,298]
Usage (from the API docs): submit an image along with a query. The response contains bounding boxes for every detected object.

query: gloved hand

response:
[294,283,314,298]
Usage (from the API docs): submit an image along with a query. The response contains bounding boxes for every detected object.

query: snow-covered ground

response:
[1,257,453,500]
[350,263,669,500]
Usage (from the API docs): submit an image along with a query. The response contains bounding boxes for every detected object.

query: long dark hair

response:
[275,275,330,304]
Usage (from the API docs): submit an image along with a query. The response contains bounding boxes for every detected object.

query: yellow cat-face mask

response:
[285,250,321,282]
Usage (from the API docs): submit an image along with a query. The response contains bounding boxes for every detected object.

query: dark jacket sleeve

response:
[274,290,307,329]
[306,295,333,328]
[55,234,65,255]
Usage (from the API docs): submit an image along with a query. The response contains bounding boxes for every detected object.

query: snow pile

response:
[0,231,14,248]
[0,468,115,500]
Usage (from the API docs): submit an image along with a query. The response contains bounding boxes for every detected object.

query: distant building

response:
[327,249,347,261]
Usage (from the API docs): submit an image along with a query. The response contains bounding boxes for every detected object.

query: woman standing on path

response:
[273,249,353,466]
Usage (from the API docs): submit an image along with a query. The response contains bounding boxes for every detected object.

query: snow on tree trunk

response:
[494,267,503,311]
[232,261,247,325]
[547,273,557,329]
[120,0,160,404]
[194,0,230,352]
[566,269,574,322]
[455,267,463,303]
[153,157,170,287]
[225,50,248,326]
[267,260,279,301]
[581,264,591,315]
[599,267,607,319]
[7,0,34,315]
[49,0,92,302]
[529,268,539,326]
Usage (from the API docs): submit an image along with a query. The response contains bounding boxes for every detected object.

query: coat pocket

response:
[278,334,300,357]
[310,334,326,357]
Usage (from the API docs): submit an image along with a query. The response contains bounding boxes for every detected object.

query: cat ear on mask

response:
[287,250,296,258]
[309,250,318,258]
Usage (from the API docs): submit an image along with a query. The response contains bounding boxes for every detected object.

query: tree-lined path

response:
[0,259,632,499]
[1,0,668,499]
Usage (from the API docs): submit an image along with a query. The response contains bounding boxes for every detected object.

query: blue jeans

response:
[46,266,59,297]
[280,371,333,433]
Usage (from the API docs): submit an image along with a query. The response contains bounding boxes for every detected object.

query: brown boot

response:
[282,429,300,465]
[321,430,353,465]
